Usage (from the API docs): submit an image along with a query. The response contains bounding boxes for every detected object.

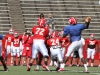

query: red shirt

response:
[61,37,69,47]
[86,38,98,49]
[5,34,14,45]
[23,35,33,47]
[12,36,22,47]
[32,26,49,41]
[47,37,62,47]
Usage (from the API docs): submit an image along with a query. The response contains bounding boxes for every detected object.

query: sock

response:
[84,64,88,71]
[87,62,89,66]
[50,60,53,65]
[24,61,26,64]
[36,65,40,69]
[54,61,58,67]
[91,63,93,66]
[11,61,13,64]
[60,63,65,68]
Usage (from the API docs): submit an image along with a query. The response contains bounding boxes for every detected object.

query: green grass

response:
[0,66,100,75]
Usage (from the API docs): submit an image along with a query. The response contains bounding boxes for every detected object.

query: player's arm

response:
[84,16,91,28]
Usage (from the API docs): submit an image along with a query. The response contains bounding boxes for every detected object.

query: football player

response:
[27,20,50,71]
[85,34,99,67]
[22,30,33,66]
[47,31,64,71]
[11,31,22,66]
[63,17,91,72]
[59,30,70,58]
[5,28,14,65]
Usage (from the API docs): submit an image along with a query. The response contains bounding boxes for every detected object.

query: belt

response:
[51,46,61,49]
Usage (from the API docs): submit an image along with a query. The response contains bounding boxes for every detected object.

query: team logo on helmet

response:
[51,31,58,38]
[68,17,77,25]
[38,20,46,27]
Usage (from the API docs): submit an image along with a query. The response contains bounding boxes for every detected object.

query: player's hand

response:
[84,16,91,22]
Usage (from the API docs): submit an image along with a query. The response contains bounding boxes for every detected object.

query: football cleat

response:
[34,68,40,71]
[43,64,50,71]
[58,68,64,72]
[4,68,9,72]
[27,65,31,71]
[85,70,89,73]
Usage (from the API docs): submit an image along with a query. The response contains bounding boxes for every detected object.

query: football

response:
[84,16,91,22]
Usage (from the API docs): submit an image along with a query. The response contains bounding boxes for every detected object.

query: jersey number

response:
[14,39,19,44]
[8,37,11,42]
[36,28,45,35]
[51,39,59,45]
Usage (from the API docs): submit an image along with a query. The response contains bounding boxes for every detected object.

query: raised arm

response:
[84,16,91,28]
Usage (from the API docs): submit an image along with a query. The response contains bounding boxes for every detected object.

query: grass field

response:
[0,66,100,75]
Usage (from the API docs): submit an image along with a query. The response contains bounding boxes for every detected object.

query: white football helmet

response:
[14,31,19,37]
[9,28,14,34]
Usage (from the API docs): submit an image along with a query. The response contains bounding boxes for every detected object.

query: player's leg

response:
[27,43,38,71]
[22,47,27,66]
[0,56,9,71]
[86,49,91,66]
[91,49,95,67]
[19,49,23,66]
[27,47,32,66]
[17,47,21,66]
[10,47,15,66]
[57,48,65,72]
[69,53,74,66]
[38,40,50,71]
[5,46,10,64]
[64,41,78,64]
[34,52,43,71]
[78,47,88,72]
[50,47,58,68]
[13,47,18,66]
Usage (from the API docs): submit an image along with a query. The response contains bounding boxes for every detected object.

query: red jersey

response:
[20,34,28,45]
[12,36,22,47]
[23,35,33,47]
[61,37,69,47]
[86,38,98,49]
[32,26,49,40]
[5,34,14,45]
[47,37,62,47]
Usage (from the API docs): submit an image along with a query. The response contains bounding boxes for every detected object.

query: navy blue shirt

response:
[64,24,87,42]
